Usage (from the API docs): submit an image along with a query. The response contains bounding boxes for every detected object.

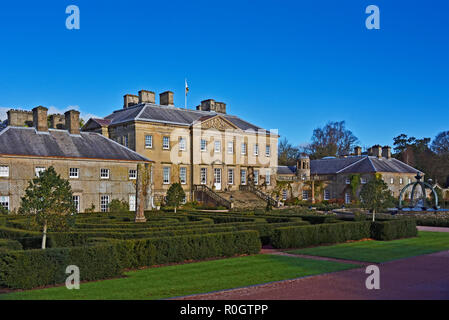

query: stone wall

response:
[0,156,143,213]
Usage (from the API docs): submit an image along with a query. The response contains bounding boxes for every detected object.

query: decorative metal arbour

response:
[398,172,439,210]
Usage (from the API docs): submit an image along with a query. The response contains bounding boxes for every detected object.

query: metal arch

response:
[398,182,415,209]
[398,180,439,209]
[423,181,439,209]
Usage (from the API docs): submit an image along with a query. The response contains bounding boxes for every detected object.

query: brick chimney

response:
[65,110,80,135]
[354,146,362,156]
[7,109,33,127]
[124,94,139,108]
[139,90,155,104]
[160,91,174,106]
[49,114,65,129]
[32,106,48,132]
[382,146,391,159]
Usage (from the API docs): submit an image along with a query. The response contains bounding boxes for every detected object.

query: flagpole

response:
[185,78,187,109]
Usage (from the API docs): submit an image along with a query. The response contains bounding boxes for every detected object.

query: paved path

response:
[417,226,449,233]
[176,250,449,300]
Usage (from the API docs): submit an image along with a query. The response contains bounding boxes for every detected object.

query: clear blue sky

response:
[0,0,448,149]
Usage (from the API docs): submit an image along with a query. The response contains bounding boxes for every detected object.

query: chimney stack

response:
[372,145,382,158]
[65,110,80,135]
[382,146,391,159]
[159,91,174,106]
[49,114,65,129]
[32,106,48,132]
[196,99,227,114]
[124,94,139,108]
[354,146,362,156]
[7,109,33,127]
[139,90,155,104]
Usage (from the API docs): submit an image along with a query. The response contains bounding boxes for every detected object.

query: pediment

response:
[197,115,239,131]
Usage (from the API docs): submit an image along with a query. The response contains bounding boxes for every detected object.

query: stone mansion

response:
[0,88,422,212]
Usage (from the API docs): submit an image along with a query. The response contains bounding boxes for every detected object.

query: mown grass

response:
[288,231,449,263]
[0,254,358,300]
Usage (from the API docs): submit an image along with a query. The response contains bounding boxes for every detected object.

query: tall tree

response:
[360,175,395,220]
[19,167,76,249]
[393,133,449,186]
[431,131,449,155]
[303,121,359,159]
[278,137,300,166]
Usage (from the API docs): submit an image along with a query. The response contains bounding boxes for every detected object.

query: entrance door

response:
[214,168,222,190]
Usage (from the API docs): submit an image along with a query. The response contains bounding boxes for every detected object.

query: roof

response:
[277,166,297,175]
[97,103,265,132]
[278,156,420,175]
[91,118,111,126]
[0,126,151,162]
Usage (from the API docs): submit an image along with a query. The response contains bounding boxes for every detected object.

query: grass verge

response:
[0,254,358,300]
[288,231,449,263]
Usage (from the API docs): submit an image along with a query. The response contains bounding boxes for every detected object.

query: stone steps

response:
[216,190,267,209]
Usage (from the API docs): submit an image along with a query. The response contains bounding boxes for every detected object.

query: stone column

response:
[135,163,148,223]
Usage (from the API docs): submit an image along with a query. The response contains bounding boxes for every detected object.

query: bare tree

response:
[303,121,359,159]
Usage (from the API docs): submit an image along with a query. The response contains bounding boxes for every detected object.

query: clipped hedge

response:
[0,230,261,289]
[272,219,418,249]
[0,239,23,251]
[371,219,417,241]
[114,230,261,270]
[272,221,371,249]
[414,217,449,228]
[0,245,121,289]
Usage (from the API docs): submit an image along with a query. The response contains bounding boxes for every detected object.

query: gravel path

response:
[175,250,449,300]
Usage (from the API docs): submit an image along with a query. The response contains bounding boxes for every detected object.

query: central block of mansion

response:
[82,90,279,203]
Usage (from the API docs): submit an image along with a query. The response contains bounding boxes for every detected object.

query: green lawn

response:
[288,231,449,263]
[0,254,358,300]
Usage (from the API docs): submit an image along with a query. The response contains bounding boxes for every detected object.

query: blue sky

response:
[0,0,448,149]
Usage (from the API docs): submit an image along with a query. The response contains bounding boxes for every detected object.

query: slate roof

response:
[278,156,420,175]
[0,126,151,162]
[277,166,297,175]
[91,118,111,126]
[100,103,265,131]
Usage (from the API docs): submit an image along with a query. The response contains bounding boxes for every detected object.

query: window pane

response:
[0,196,9,210]
[163,167,170,184]
[0,166,9,177]
[227,141,233,154]
[145,135,153,148]
[214,141,221,153]
[200,168,207,184]
[241,169,246,185]
[100,195,110,212]
[179,137,186,151]
[201,139,207,151]
[163,137,170,149]
[228,169,234,184]
[180,167,187,184]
